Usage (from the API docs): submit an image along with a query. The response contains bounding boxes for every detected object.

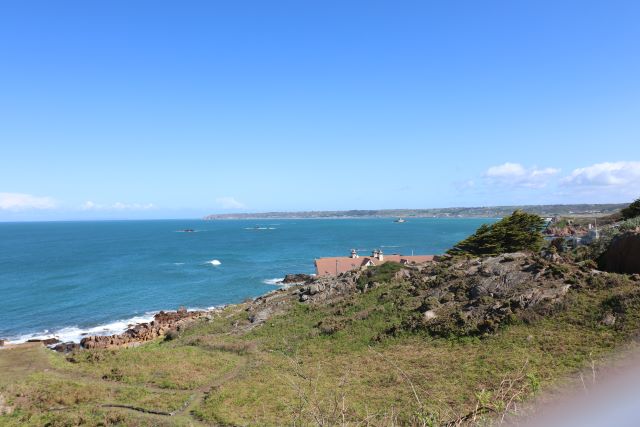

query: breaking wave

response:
[6,312,157,345]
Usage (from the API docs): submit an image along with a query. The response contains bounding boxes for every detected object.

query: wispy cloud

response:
[215,196,245,210]
[82,201,156,211]
[484,162,560,188]
[0,192,57,210]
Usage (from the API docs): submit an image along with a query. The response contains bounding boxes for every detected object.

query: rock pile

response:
[298,274,358,303]
[78,308,207,350]
[282,273,314,284]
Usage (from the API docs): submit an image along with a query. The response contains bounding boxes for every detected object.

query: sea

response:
[0,218,494,344]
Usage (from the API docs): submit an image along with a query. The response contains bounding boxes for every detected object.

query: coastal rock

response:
[244,287,294,328]
[601,313,616,327]
[53,342,81,353]
[249,307,273,324]
[298,274,358,304]
[0,339,4,347]
[77,309,207,350]
[282,273,313,284]
[423,310,437,321]
[399,252,577,337]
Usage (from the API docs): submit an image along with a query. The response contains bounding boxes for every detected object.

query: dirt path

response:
[78,354,253,425]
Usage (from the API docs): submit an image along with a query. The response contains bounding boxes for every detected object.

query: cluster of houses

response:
[315,249,433,277]
[544,217,601,250]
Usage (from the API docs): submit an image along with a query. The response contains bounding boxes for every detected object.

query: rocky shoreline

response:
[0,273,319,353]
[0,307,222,353]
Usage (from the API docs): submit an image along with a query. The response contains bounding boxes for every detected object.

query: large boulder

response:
[282,273,314,284]
[599,232,640,274]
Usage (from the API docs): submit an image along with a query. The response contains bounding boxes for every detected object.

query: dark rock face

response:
[53,342,81,353]
[0,339,5,347]
[599,232,640,274]
[282,273,314,284]
[78,309,206,350]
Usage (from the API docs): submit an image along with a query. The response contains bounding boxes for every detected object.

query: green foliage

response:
[6,256,640,425]
[619,216,640,232]
[579,226,620,263]
[356,261,404,291]
[448,210,546,256]
[621,197,640,219]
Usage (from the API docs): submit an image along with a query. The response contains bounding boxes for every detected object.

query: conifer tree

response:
[621,197,640,220]
[448,210,546,256]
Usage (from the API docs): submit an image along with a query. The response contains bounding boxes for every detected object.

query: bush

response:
[356,262,404,291]
[621,197,640,219]
[448,210,545,256]
[619,216,640,232]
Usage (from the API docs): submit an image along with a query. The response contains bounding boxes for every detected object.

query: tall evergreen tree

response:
[448,210,546,256]
[621,197,640,220]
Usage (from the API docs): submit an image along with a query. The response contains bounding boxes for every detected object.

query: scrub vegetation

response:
[2,208,640,425]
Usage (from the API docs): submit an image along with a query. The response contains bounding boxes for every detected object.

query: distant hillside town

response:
[204,203,626,220]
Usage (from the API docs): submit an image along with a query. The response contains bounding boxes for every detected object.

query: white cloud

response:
[82,201,155,211]
[484,163,560,188]
[562,161,640,188]
[216,196,245,210]
[485,162,526,178]
[0,192,57,211]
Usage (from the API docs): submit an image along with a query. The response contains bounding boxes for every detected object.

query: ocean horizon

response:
[0,218,493,344]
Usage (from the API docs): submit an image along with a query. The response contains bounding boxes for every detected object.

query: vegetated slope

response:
[3,252,640,426]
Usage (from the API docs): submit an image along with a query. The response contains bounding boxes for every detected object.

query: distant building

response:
[314,249,434,277]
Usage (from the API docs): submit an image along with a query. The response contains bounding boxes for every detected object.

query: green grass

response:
[3,269,640,425]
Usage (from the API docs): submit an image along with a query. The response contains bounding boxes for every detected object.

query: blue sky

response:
[1,1,640,220]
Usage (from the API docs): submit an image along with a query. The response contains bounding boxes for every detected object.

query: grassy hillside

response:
[2,253,640,426]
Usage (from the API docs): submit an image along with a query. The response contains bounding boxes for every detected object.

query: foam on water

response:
[207,259,222,266]
[263,277,284,285]
[6,305,227,345]
[6,312,156,344]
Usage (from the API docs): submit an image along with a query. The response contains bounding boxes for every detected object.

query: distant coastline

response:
[204,203,626,220]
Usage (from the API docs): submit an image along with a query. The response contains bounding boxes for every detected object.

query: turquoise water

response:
[0,218,493,343]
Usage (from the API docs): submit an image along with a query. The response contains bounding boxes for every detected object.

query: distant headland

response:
[204,203,627,220]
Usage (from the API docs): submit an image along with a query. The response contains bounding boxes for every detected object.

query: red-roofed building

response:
[314,249,434,277]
